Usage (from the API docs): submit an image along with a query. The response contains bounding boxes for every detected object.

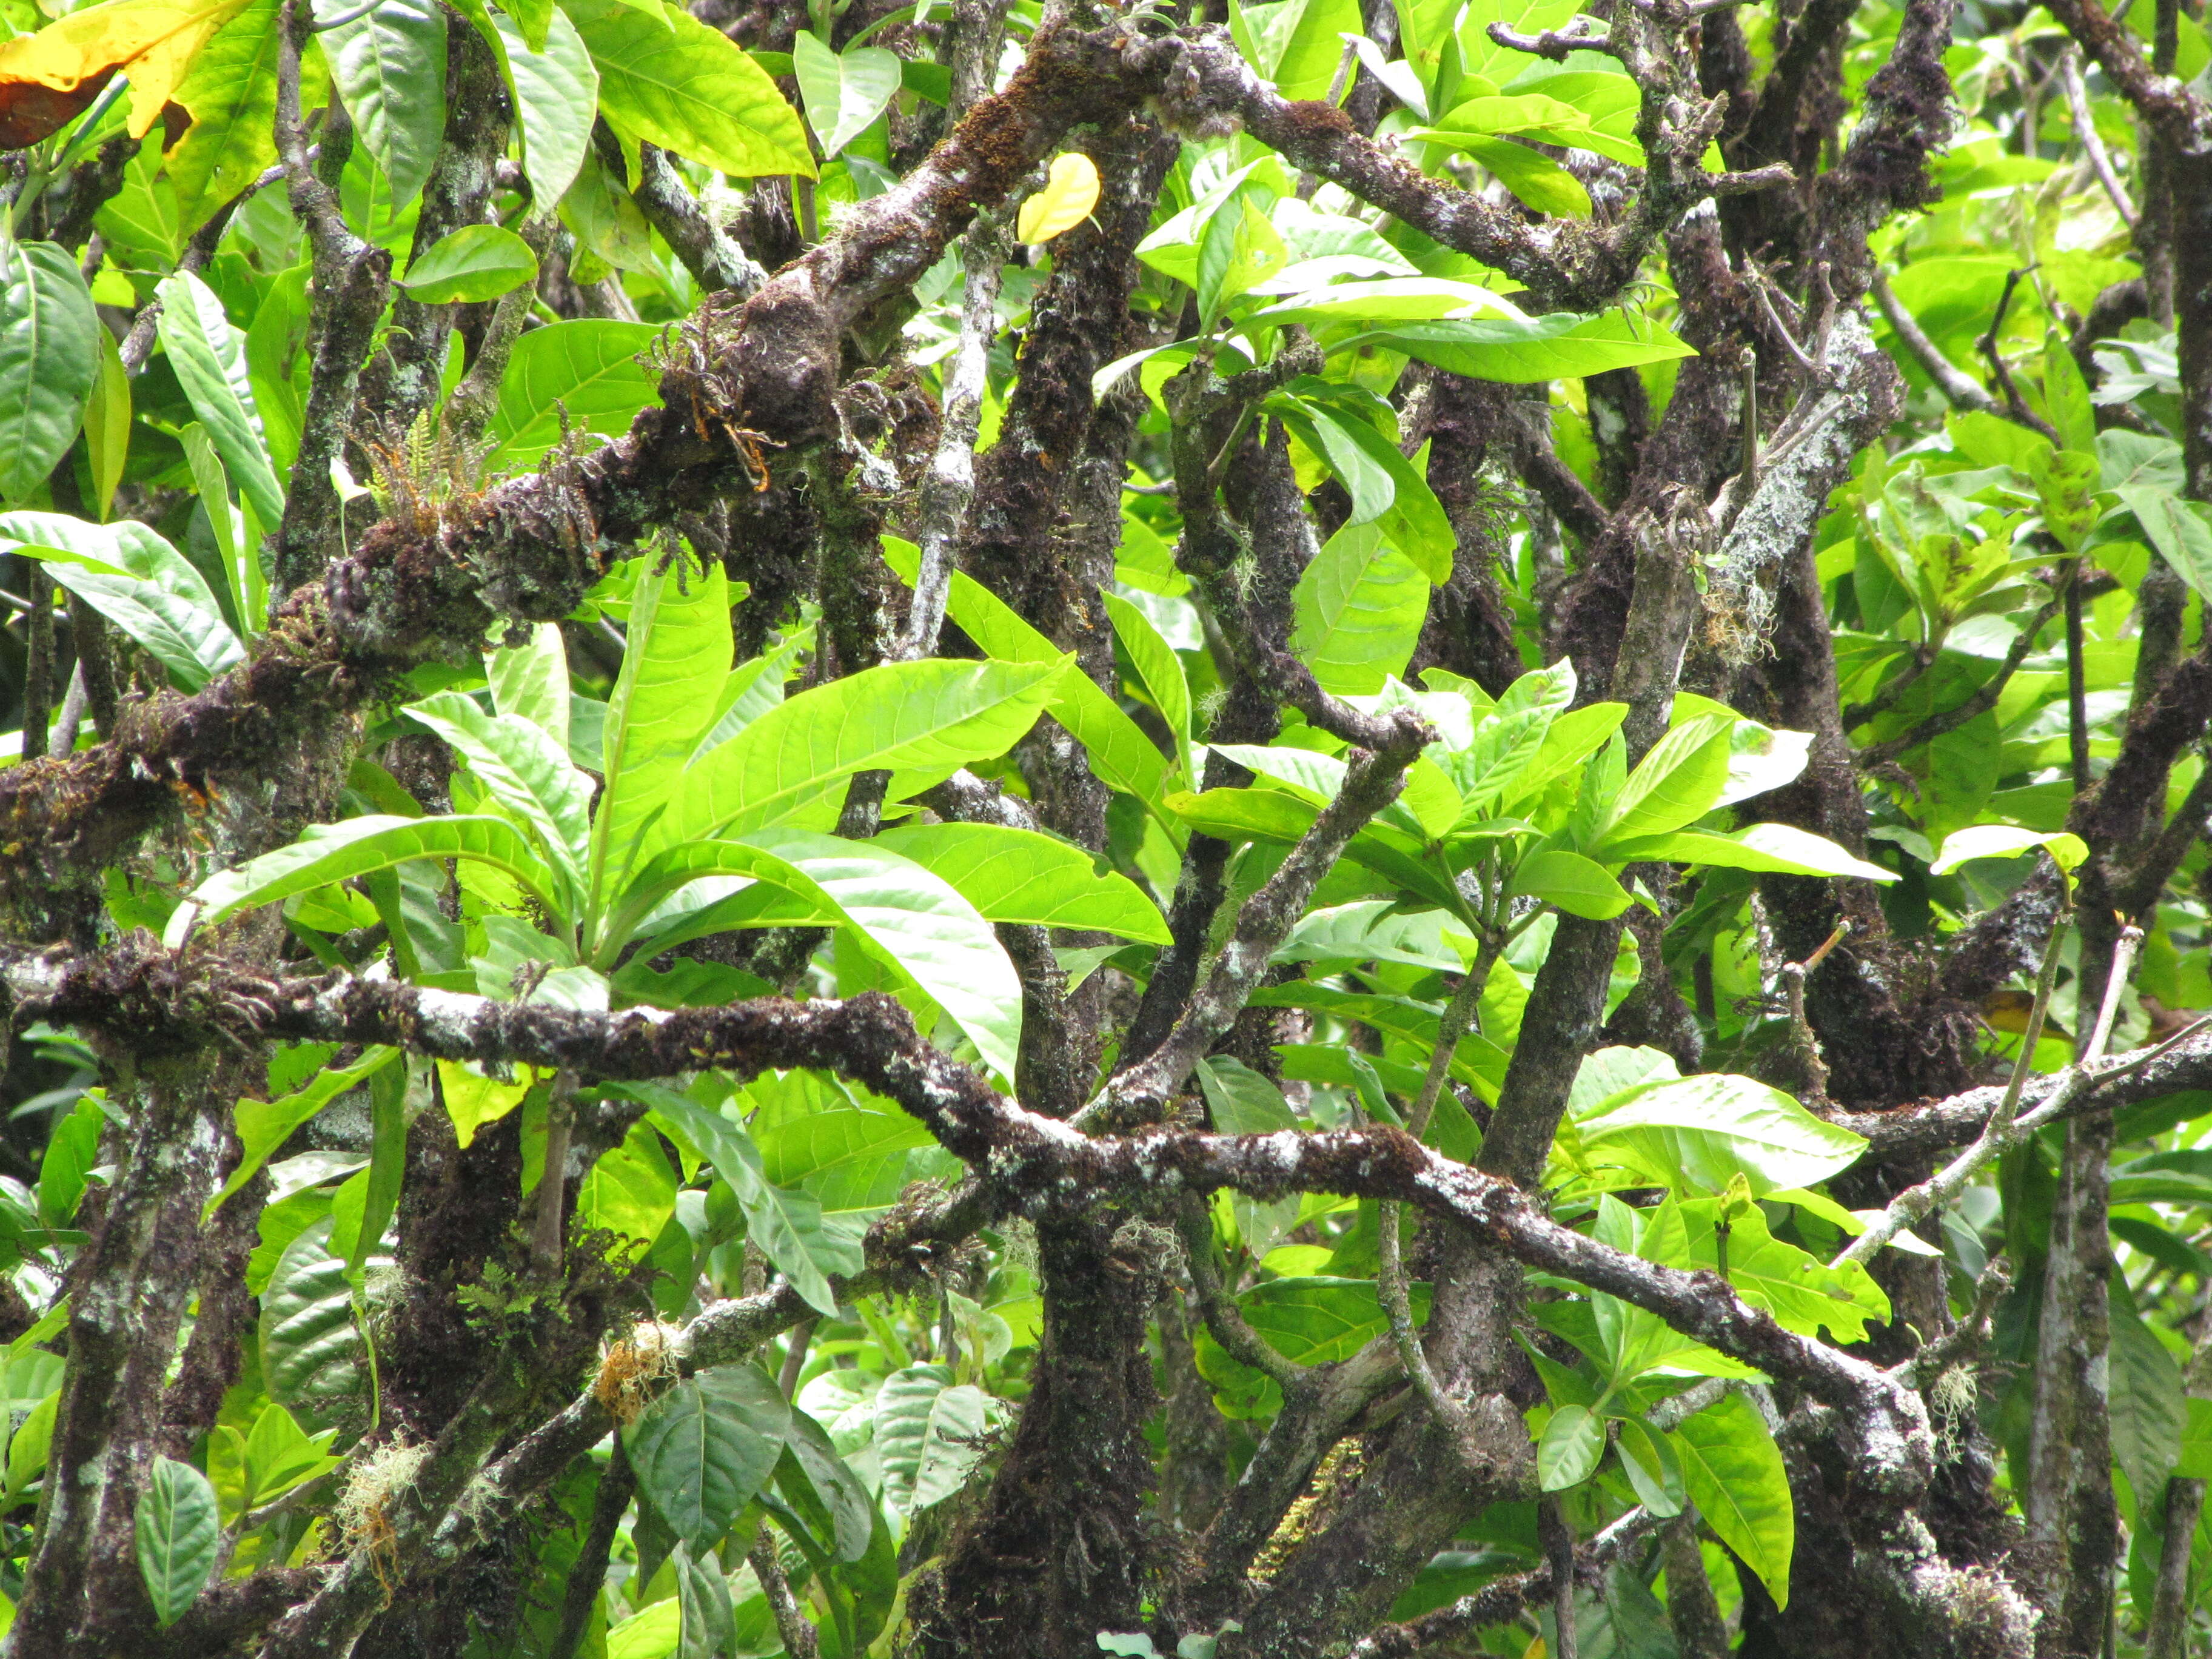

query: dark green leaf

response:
[135,1456,220,1627]
[318,0,448,209]
[0,242,96,501]
[874,1364,996,1515]
[1379,310,1695,383]
[626,1364,793,1552]
[645,1088,858,1315]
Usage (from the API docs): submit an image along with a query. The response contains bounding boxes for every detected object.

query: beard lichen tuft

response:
[330,1438,433,1600]
[592,1318,683,1424]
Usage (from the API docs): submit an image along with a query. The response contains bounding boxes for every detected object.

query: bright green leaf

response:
[156,270,284,529]
[873,822,1171,942]
[676,656,1068,844]
[1509,848,1632,919]
[1672,1392,1792,1606]
[400,224,540,303]
[481,319,660,471]
[0,512,243,691]
[1929,824,2088,875]
[569,0,814,176]
[1537,1402,1603,1490]
[1291,521,1431,695]
[173,815,563,945]
[791,29,902,157]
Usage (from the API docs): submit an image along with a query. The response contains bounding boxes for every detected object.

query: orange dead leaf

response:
[0,0,249,149]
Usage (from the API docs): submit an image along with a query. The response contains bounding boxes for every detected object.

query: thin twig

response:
[1177,1198,1307,1392]
[547,1442,632,1659]
[1835,897,2120,1270]
[1379,955,1499,1444]
[1977,269,2062,441]
[49,664,88,756]
[19,568,50,763]
[1809,260,1838,367]
[1747,272,1820,374]
[1871,267,1997,412]
[117,159,290,375]
[1994,887,2074,1133]
[1892,1256,2013,1389]
[1378,1194,1464,1436]
[1842,642,1938,731]
[2059,47,2138,224]
[2082,924,2144,1063]
[1409,956,1494,1141]
[1735,346,1760,502]
[531,1067,579,1272]
[1856,592,2066,766]
[777,1318,818,1398]
[2066,560,2091,793]
[1540,1495,1579,1659]
[1781,922,1848,1107]
[750,1530,822,1659]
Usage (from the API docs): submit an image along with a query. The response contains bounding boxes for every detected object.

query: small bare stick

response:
[531,1067,579,1273]
[1781,921,1848,1106]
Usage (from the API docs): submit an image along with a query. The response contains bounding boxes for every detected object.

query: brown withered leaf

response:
[0,0,249,150]
[0,65,114,150]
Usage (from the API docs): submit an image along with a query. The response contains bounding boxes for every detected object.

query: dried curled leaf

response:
[1016,151,1099,246]
[0,0,249,149]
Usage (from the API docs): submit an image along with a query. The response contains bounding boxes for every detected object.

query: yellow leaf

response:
[0,0,250,147]
[1016,151,1099,246]
[1980,988,2071,1042]
[439,1059,541,1150]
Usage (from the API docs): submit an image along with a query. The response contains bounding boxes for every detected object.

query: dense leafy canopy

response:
[0,0,2202,1655]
